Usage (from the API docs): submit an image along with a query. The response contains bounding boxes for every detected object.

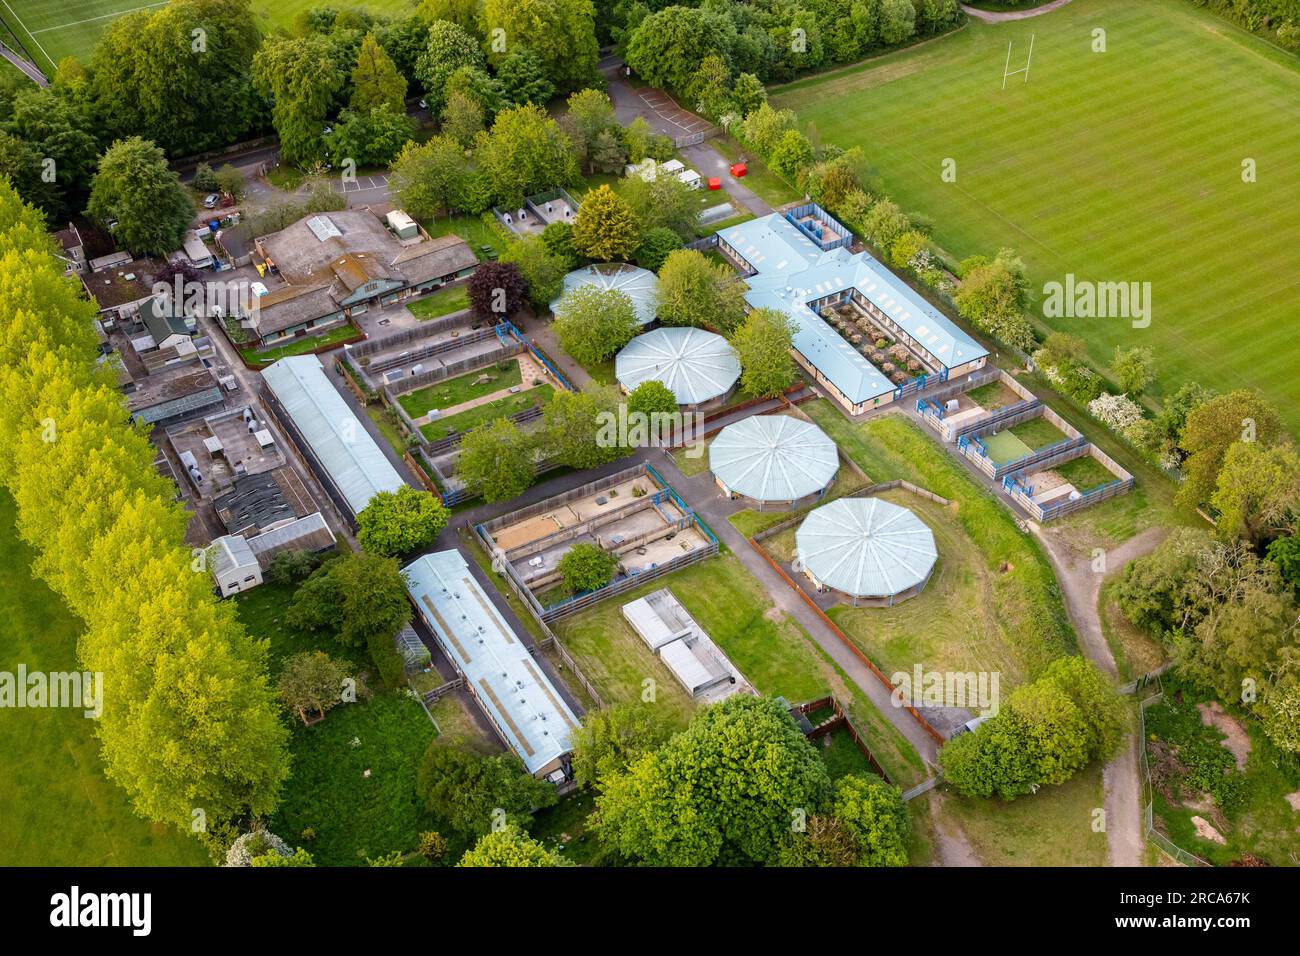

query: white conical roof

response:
[709,415,838,502]
[615,327,740,405]
[796,497,937,598]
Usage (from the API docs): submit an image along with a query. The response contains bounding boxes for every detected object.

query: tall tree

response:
[732,307,796,398]
[252,35,345,167]
[389,135,472,218]
[91,0,263,157]
[496,47,555,107]
[457,418,536,503]
[554,285,640,367]
[351,32,408,112]
[483,0,599,94]
[357,486,449,556]
[476,104,579,209]
[656,249,746,333]
[596,696,832,866]
[87,137,194,257]
[572,184,641,262]
[415,19,485,113]
[1178,389,1284,510]
[458,825,571,866]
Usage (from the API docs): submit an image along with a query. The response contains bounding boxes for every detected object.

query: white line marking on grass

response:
[0,0,55,72]
[29,1,168,34]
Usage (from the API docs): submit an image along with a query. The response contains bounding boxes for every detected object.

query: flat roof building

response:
[260,355,405,520]
[795,497,937,607]
[709,414,838,510]
[717,205,988,415]
[405,550,580,779]
[615,327,740,410]
[622,588,750,703]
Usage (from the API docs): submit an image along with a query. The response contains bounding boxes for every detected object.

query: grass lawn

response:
[550,552,927,787]
[707,137,801,208]
[966,380,1019,412]
[419,382,553,440]
[264,164,307,192]
[1144,679,1300,866]
[816,727,883,781]
[366,404,412,458]
[0,0,148,71]
[398,361,522,419]
[407,284,470,320]
[0,494,209,866]
[240,322,358,365]
[803,404,1075,681]
[1054,453,1121,492]
[939,763,1109,866]
[772,0,1300,434]
[235,579,448,866]
[425,214,507,261]
[1008,416,1066,451]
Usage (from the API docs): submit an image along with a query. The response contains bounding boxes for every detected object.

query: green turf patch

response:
[424,214,505,262]
[240,322,358,364]
[1008,417,1066,451]
[772,0,1300,434]
[979,429,1033,464]
[0,494,209,866]
[418,382,553,440]
[398,361,522,419]
[707,137,801,207]
[1053,453,1119,491]
[407,284,470,320]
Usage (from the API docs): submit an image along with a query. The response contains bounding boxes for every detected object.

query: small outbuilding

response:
[709,414,838,510]
[211,534,262,597]
[615,326,740,410]
[795,497,937,607]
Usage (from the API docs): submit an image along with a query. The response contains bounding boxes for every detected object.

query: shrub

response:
[558,542,618,593]
[1087,392,1145,432]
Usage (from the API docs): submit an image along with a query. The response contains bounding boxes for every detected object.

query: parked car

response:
[950,715,989,739]
[202,194,219,208]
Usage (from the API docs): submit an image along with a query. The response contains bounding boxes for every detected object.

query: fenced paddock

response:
[1001,443,1134,522]
[917,367,1031,443]
[477,463,719,623]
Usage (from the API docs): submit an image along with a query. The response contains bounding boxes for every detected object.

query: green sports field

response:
[772,0,1300,431]
[0,0,416,72]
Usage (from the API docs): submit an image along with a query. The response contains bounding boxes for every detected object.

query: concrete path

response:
[961,0,1074,22]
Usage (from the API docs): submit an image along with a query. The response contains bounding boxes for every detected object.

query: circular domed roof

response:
[795,497,937,598]
[551,263,659,327]
[709,415,838,503]
[615,327,740,406]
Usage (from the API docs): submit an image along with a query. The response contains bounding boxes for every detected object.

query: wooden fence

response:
[794,695,893,783]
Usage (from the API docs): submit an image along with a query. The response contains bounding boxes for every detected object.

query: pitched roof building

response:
[717,205,988,415]
[245,209,479,345]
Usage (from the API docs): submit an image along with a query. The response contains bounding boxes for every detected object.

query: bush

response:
[265,549,325,585]
[558,542,618,593]
[1087,392,1145,432]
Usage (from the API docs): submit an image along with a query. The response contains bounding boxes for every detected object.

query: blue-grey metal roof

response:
[615,327,740,405]
[551,263,659,326]
[795,497,937,598]
[717,213,988,403]
[709,415,838,502]
[260,355,405,516]
[404,550,579,775]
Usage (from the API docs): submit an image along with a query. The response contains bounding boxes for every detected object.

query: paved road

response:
[600,56,775,219]
[0,43,47,86]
